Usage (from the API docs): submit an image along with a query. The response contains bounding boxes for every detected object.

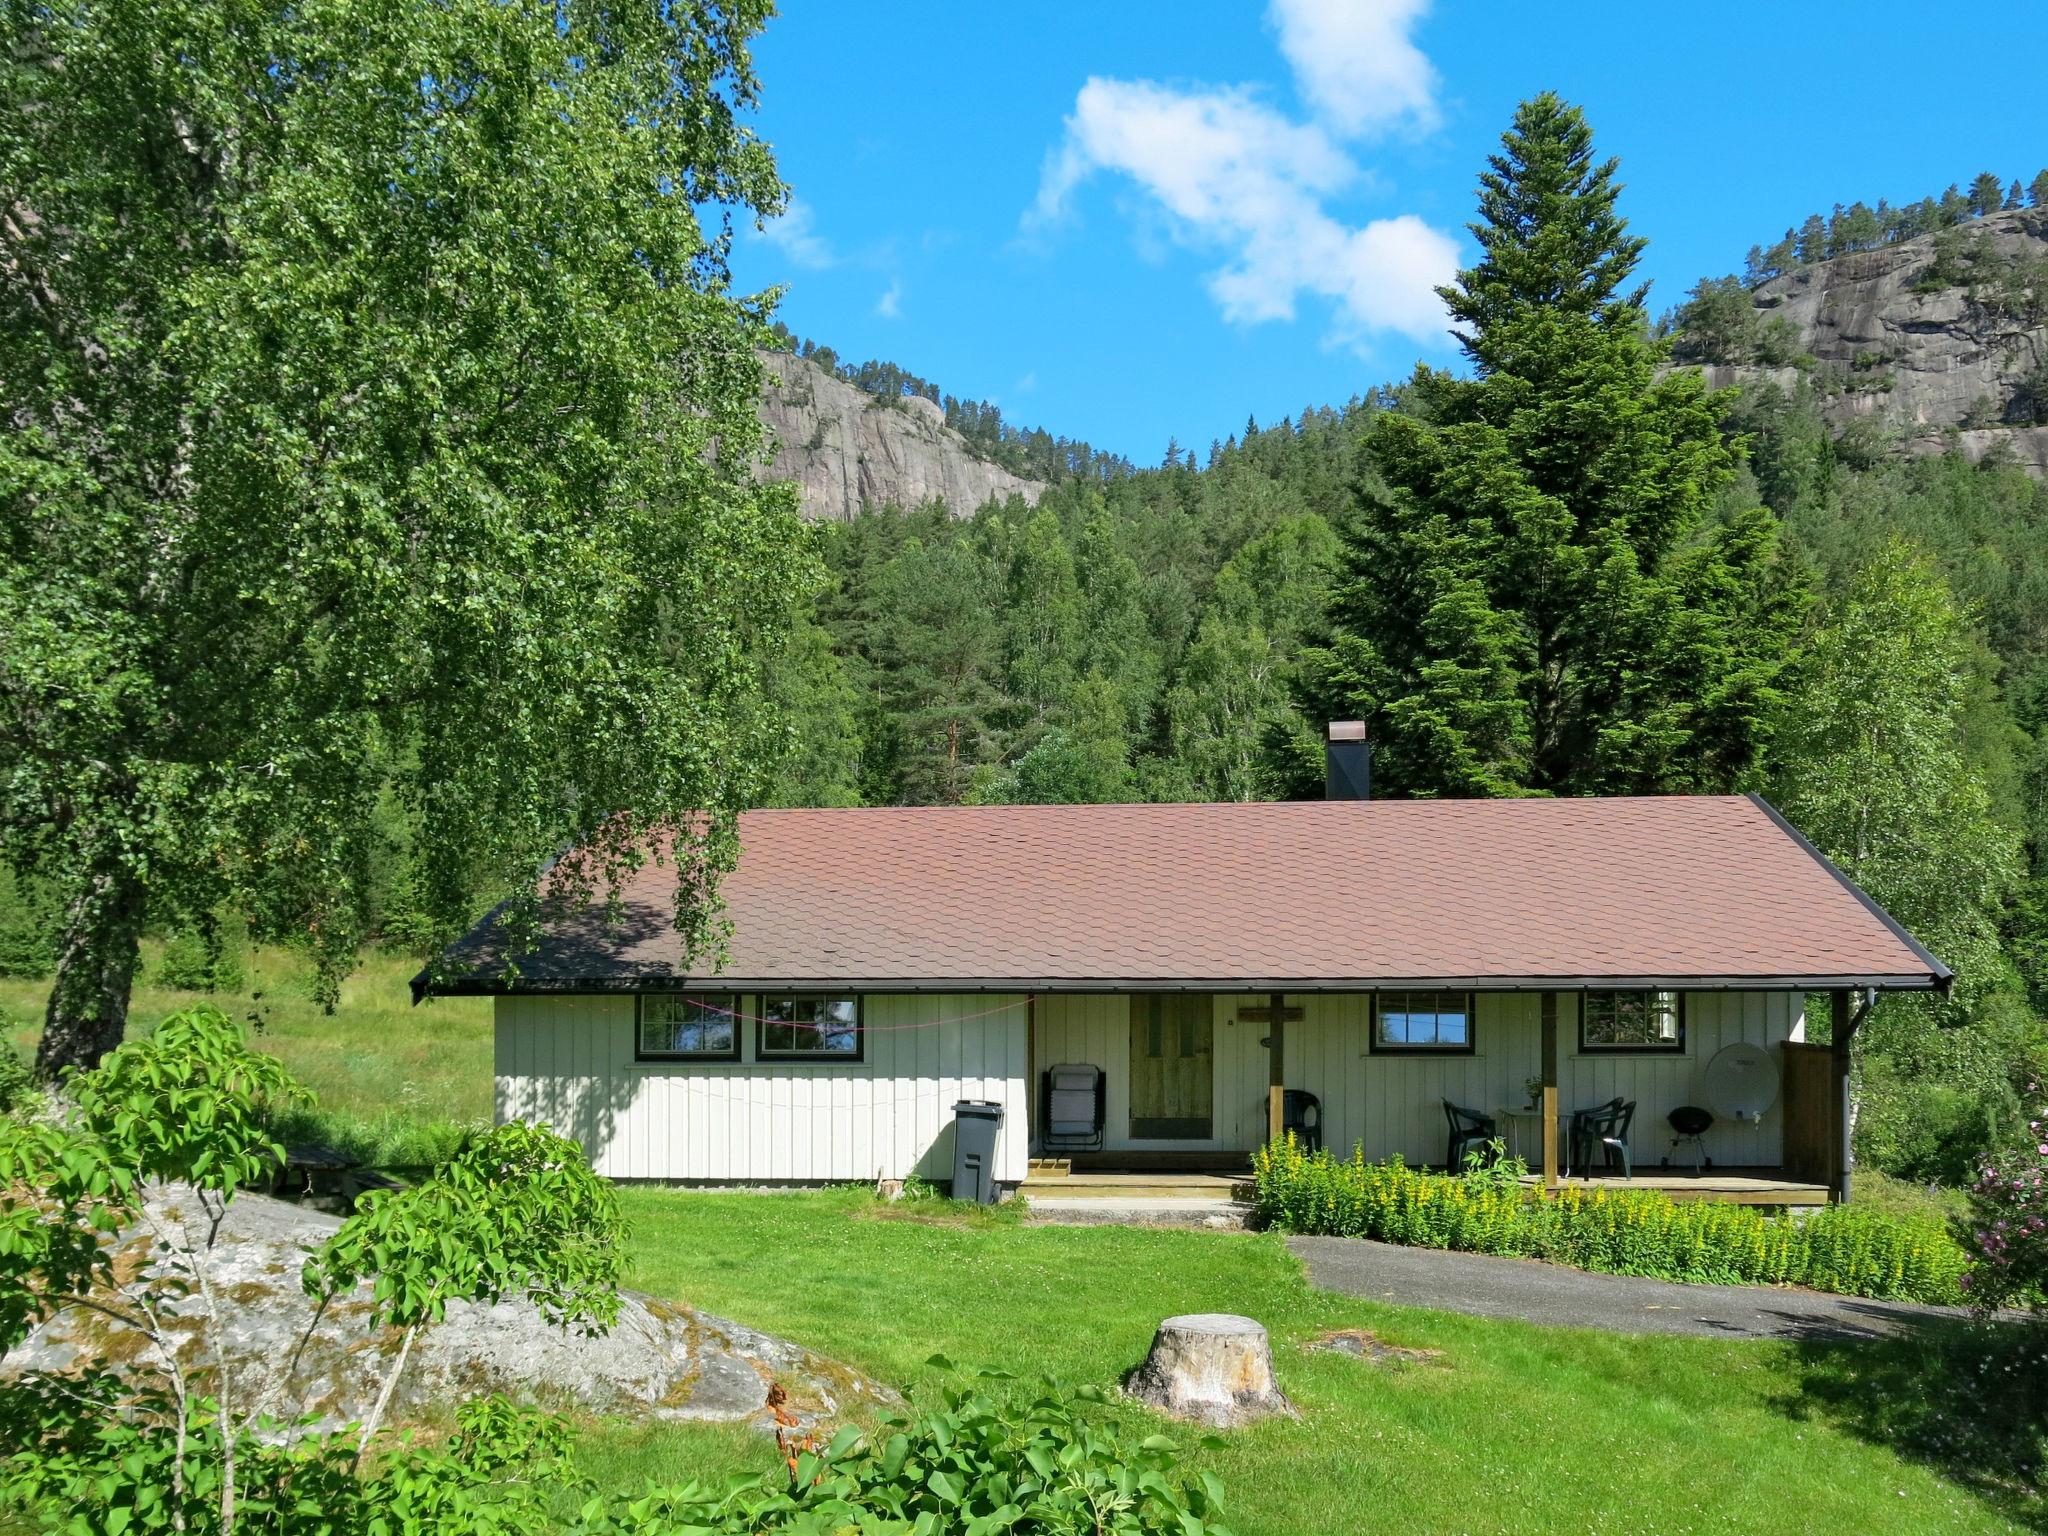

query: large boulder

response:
[3,1185,889,1437]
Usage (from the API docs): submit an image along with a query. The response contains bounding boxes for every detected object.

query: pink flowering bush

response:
[1960,1084,2048,1312]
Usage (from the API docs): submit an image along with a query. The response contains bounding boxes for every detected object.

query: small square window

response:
[1581,991,1684,1052]
[759,995,862,1060]
[637,994,739,1060]
[1371,991,1474,1053]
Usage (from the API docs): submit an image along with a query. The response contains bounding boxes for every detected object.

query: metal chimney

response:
[1324,721,1371,801]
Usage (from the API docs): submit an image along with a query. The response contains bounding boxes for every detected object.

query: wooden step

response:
[1019,1171,1252,1200]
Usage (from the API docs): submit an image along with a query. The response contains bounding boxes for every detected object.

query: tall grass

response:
[1,943,493,1168]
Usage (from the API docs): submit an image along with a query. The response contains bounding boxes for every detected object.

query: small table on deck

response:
[1493,1107,1556,1171]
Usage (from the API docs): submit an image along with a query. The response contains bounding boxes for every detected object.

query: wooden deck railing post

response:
[1540,992,1559,1191]
[1267,992,1285,1144]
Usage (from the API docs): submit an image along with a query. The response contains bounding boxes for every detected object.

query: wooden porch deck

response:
[1521,1167,1831,1206]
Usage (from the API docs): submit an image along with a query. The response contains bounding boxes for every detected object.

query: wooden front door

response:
[1130,995,1213,1140]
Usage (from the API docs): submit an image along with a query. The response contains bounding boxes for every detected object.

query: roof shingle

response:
[425,794,1947,995]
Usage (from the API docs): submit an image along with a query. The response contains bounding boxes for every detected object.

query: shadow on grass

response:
[1777,1313,2048,1530]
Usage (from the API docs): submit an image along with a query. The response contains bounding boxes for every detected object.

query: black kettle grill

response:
[1667,1105,1713,1173]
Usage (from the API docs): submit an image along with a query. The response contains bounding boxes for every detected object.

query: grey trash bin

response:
[950,1099,1005,1204]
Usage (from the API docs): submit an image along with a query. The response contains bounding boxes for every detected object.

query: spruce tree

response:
[1294,93,1803,799]
[1795,214,1829,265]
[2032,169,2048,208]
[1969,172,2006,218]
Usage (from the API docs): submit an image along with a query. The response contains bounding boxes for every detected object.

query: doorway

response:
[1129,994,1214,1139]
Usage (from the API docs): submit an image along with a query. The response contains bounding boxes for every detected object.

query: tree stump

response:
[1125,1313,1295,1427]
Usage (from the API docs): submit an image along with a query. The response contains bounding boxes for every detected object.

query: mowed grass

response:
[601,1188,2044,1536]
[4,951,2040,1530]
[0,944,492,1164]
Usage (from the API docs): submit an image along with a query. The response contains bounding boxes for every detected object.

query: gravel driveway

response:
[1286,1236,1973,1340]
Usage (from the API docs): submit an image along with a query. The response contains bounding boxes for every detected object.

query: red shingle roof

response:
[425,794,1947,995]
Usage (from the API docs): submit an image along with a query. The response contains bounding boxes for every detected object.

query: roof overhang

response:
[415,970,1948,1002]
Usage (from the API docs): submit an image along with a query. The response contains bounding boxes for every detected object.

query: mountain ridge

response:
[1679,206,2048,474]
[755,349,1046,522]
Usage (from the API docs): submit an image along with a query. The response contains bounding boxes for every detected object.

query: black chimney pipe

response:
[1324,721,1371,800]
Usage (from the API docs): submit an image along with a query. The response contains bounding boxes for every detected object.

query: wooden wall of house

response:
[1558,991,1805,1171]
[1291,993,1543,1166]
[1032,993,1272,1153]
[495,993,1030,1185]
[1030,990,1807,1170]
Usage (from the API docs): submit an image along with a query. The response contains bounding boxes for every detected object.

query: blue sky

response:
[730,2,2048,466]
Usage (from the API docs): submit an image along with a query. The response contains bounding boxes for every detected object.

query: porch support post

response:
[1267,992,1285,1144]
[1540,992,1560,1191]
[1830,989,1867,1205]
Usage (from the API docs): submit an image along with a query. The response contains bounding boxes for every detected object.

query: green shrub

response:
[1252,1138,1967,1304]
[0,871,55,981]
[579,1373,1232,1535]
[0,1040,32,1118]
[153,924,247,993]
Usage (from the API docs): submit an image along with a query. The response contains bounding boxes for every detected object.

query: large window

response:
[1581,990,1684,1052]
[636,994,739,1061]
[758,995,862,1061]
[1371,991,1475,1054]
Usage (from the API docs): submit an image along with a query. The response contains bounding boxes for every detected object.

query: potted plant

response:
[1523,1076,1544,1111]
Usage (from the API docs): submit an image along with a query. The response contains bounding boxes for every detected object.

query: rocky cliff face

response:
[756,349,1046,521]
[1688,207,2048,474]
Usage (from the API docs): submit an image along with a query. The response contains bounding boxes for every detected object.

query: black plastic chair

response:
[1571,1098,1635,1178]
[1282,1089,1322,1154]
[1443,1099,1497,1171]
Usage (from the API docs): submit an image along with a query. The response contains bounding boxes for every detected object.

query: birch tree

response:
[0,0,810,1075]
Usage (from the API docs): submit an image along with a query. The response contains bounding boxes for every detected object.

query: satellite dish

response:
[1703,1042,1780,1123]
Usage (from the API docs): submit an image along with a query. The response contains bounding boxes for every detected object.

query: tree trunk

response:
[35,863,147,1079]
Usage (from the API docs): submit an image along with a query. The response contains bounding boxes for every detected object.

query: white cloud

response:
[1266,0,1440,137]
[752,197,836,270]
[1029,77,1456,345]
[874,278,903,319]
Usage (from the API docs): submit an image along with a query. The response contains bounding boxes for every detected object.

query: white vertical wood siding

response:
[495,993,1030,1185]
[1029,991,1805,1170]
[1031,994,1269,1152]
[1559,991,1803,1170]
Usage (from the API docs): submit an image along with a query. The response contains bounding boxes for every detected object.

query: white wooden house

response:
[421,731,1947,1204]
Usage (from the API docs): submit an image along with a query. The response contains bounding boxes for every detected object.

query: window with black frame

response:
[636,994,739,1061]
[1371,990,1475,1053]
[758,994,862,1060]
[1580,990,1684,1051]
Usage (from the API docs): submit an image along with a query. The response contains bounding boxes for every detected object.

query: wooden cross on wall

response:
[1237,994,1303,1141]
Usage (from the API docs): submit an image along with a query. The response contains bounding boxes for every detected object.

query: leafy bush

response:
[579,1372,1233,1536]
[1959,1084,2048,1312]
[0,871,55,980]
[0,1006,628,1534]
[154,923,248,993]
[1253,1138,1967,1304]
[0,1038,32,1117]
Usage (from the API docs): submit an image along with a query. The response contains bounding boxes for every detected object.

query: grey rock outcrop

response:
[1685,207,2048,475]
[756,349,1046,521]
[3,1185,889,1437]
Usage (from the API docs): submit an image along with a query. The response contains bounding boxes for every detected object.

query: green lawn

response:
[601,1188,2044,1536]
[5,957,2041,1531]
[0,944,492,1164]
